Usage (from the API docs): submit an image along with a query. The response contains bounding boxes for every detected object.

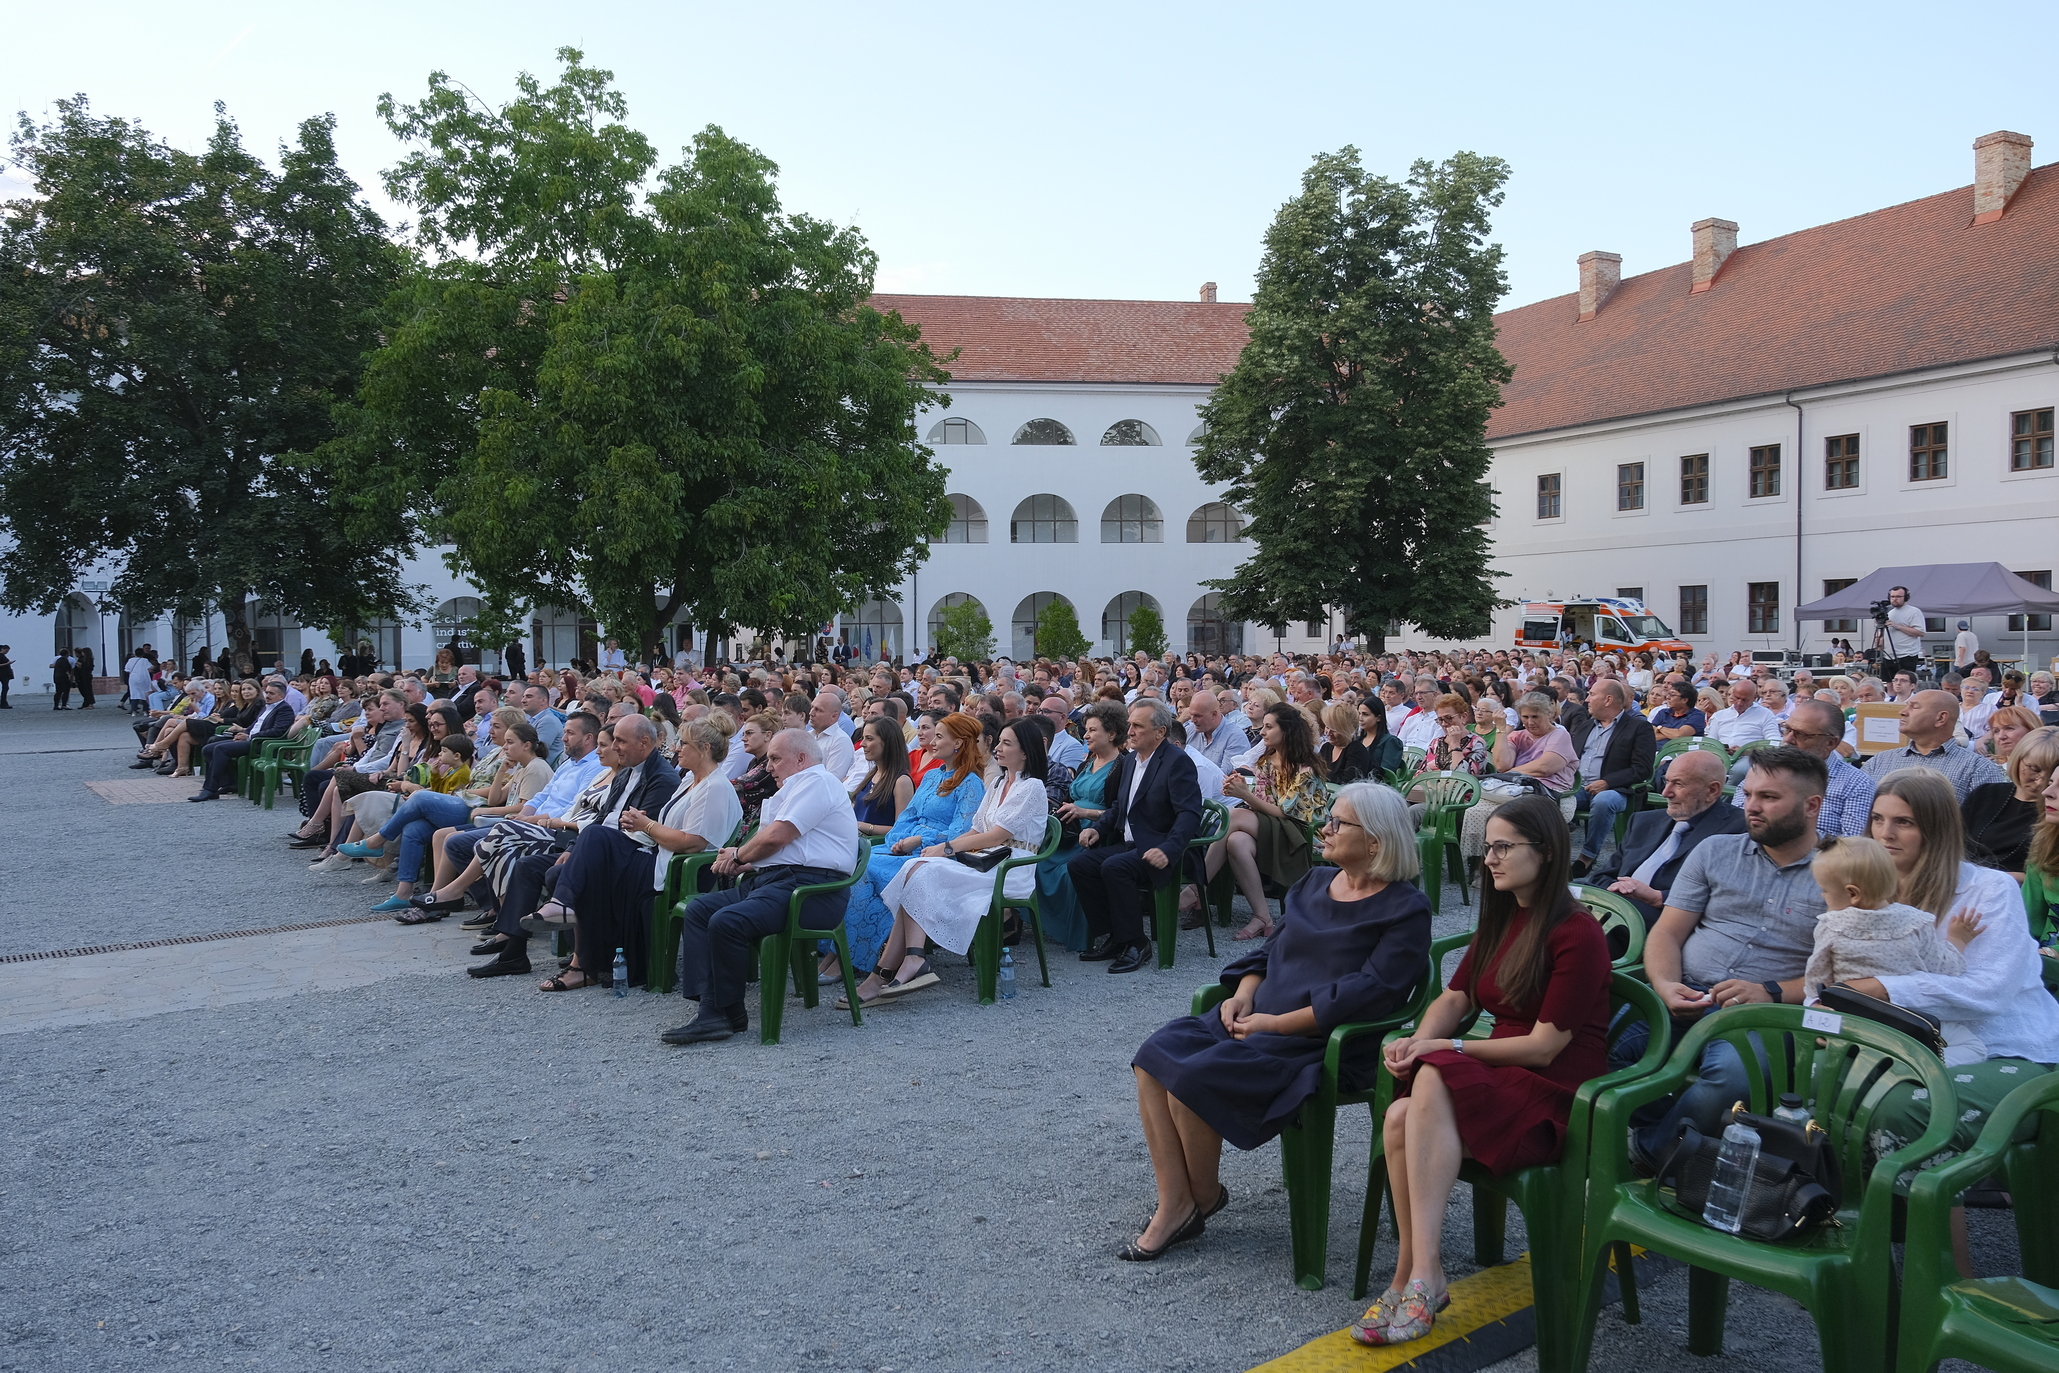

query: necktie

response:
[1630,819,1692,886]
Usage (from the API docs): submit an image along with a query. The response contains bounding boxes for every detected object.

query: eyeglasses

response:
[1778,724,1826,742]
[1320,816,1364,833]
[1481,840,1538,859]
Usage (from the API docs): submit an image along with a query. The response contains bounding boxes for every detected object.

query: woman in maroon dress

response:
[1358,794,1610,1347]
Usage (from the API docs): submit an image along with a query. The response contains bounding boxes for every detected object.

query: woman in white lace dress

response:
[850,720,1050,1003]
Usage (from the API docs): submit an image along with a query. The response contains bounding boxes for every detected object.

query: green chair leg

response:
[757,932,789,1044]
[1615,1242,1641,1324]
[1151,883,1178,969]
[1417,831,1443,910]
[1686,1265,1729,1355]
[647,900,684,993]
[1472,1182,1507,1267]
[1279,1100,1338,1291]
[1353,1145,1391,1301]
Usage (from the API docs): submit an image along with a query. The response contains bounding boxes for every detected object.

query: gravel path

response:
[0,704,2010,1372]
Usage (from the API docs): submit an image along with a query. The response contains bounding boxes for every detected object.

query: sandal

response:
[880,958,938,997]
[538,967,597,992]
[1231,917,1274,941]
[1116,1207,1204,1261]
[833,981,892,1011]
[394,907,446,925]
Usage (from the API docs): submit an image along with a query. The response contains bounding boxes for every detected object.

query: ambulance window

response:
[1599,617,1629,642]
[1522,618,1559,641]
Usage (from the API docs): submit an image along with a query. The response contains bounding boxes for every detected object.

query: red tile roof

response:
[1488,163,2059,439]
[869,294,1251,386]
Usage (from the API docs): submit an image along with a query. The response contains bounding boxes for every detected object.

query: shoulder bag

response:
[1651,1102,1841,1242]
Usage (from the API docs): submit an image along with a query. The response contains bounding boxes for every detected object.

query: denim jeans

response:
[1611,1009,1770,1158]
[379,791,475,883]
[1577,786,1631,859]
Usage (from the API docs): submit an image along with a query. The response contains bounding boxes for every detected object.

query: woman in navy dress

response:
[1125,782,1431,1261]
[1359,794,1610,1347]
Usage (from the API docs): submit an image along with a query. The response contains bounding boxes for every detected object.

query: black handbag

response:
[1816,984,1947,1058]
[1652,1103,1841,1242]
[950,845,1011,873]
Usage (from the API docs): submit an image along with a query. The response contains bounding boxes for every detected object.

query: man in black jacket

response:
[1069,700,1204,974]
[1567,678,1656,876]
[190,679,296,800]
[1586,749,1745,928]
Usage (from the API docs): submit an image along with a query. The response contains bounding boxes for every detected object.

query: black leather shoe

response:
[1570,856,1594,879]
[287,834,327,849]
[128,759,157,770]
[467,951,532,978]
[660,1018,734,1045]
[459,910,496,930]
[1079,936,1120,962]
[411,893,465,912]
[1108,941,1155,974]
[187,790,218,802]
[470,936,510,957]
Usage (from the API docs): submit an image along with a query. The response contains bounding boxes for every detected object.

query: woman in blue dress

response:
[1037,701,1129,951]
[840,712,988,975]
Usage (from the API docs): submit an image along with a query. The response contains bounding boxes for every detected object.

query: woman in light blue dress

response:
[1037,702,1129,951]
[840,713,988,974]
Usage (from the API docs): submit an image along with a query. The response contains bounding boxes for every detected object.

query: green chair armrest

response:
[785,840,871,934]
[1193,983,1231,1016]
[1907,1072,2059,1210]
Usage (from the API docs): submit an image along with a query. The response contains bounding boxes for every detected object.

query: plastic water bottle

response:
[998,948,1017,1000]
[612,947,628,997]
[1702,1121,1762,1233]
[1772,1093,1812,1127]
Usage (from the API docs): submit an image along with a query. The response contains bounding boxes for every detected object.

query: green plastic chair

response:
[1356,973,1673,1372]
[1192,942,1442,1291]
[247,727,321,809]
[645,819,746,993]
[755,839,871,1045]
[1895,1073,2059,1373]
[969,815,1063,1002]
[1402,745,1427,774]
[238,727,315,802]
[1568,883,1649,971]
[1412,772,1479,911]
[1650,737,1732,790]
[1150,800,1230,968]
[1568,1005,1960,1372]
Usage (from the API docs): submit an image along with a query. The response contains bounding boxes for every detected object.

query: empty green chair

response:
[247,727,320,808]
[1568,883,1648,970]
[755,840,871,1045]
[969,815,1063,1002]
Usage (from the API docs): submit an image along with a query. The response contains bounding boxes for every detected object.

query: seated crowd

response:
[153,638,2059,1348]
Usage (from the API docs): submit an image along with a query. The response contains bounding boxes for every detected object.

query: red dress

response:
[1407,907,1612,1176]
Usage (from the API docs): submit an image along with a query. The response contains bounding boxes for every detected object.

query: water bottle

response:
[998,948,1017,1000]
[1702,1120,1762,1234]
[612,947,628,998]
[1772,1093,1812,1127]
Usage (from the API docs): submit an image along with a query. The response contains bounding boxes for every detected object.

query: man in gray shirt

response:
[1185,690,1250,773]
[1862,689,2004,801]
[1629,745,1829,1159]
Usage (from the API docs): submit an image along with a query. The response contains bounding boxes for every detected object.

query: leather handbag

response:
[1652,1103,1841,1242]
[1816,984,1947,1058]
[950,845,1011,873]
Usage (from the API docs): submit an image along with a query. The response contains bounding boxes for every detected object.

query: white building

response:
[1457,130,2059,667]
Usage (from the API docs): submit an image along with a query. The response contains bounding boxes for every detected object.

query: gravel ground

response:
[0,703,2017,1372]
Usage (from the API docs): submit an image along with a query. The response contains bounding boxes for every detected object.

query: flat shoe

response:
[1352,1282,1449,1347]
[1200,1183,1231,1220]
[369,896,412,913]
[393,907,445,924]
[660,1018,734,1045]
[1116,1208,1204,1262]
[337,841,381,858]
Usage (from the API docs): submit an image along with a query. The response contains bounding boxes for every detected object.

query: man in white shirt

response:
[1037,696,1089,770]
[123,650,155,715]
[1705,679,1782,749]
[1397,679,1445,752]
[1379,679,1413,736]
[1953,621,1979,670]
[664,729,860,1044]
[1880,586,1925,679]
[599,638,628,671]
[807,689,855,783]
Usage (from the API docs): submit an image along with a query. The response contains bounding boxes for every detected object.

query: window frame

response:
[940,493,988,544]
[2011,408,2055,473]
[2010,570,2052,633]
[1747,581,1781,636]
[1098,493,1164,544]
[1535,471,1563,521]
[1820,578,1857,633]
[1009,494,1078,544]
[1678,584,1709,636]
[1679,453,1710,506]
[1823,433,1860,491]
[1909,421,1949,482]
[1748,443,1782,499]
[1615,461,1645,513]
[1185,501,1244,544]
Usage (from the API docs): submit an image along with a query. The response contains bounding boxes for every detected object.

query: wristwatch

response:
[1451,1038,1465,1054]
[1761,980,1784,1004]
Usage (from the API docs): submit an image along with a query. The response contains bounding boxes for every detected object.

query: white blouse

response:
[1879,862,2059,1063]
[971,774,1049,851]
[648,771,745,890]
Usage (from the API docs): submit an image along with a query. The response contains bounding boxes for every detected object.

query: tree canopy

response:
[1034,599,1089,661]
[330,49,954,661]
[930,599,994,663]
[1194,148,1512,648]
[0,98,409,647]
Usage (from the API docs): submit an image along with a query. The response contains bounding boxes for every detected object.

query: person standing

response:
[48,649,74,710]
[74,644,96,709]
[1953,620,1980,671]
[0,644,14,708]
[1880,585,1926,680]
[124,648,155,717]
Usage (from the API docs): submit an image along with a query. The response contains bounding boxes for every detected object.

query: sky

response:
[7,2,2058,311]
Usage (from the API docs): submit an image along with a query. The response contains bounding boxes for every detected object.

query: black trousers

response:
[200,737,253,794]
[677,865,849,1014]
[558,826,658,984]
[492,851,564,941]
[1068,841,1158,947]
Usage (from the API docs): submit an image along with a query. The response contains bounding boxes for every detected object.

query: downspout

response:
[1786,392,1805,657]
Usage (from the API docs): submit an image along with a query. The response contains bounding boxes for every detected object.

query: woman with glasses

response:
[1359,795,1610,1347]
[1123,784,1430,1263]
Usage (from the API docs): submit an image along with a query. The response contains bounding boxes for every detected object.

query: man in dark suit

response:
[1069,700,1204,974]
[1567,678,1656,876]
[450,664,486,721]
[468,715,681,978]
[190,678,297,800]
[1585,749,1744,928]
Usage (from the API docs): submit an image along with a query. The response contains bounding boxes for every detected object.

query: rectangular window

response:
[1616,462,1645,511]
[1821,578,1857,633]
[1748,582,1780,635]
[1748,444,1782,497]
[1824,434,1860,489]
[2013,408,2055,471]
[2011,570,2053,632]
[1910,422,1948,480]
[1680,453,1709,505]
[1616,587,1644,601]
[1925,617,1948,633]
[1304,620,1325,639]
[1536,473,1561,519]
[1679,585,1708,636]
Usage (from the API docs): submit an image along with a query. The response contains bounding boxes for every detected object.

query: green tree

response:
[0,99,410,648]
[1126,603,1169,658]
[930,599,994,662]
[1034,598,1089,660]
[1194,147,1512,650]
[331,50,953,664]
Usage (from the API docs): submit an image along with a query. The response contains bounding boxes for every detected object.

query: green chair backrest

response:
[1417,771,1480,814]
[1569,883,1648,968]
[1402,746,1427,772]
[993,815,1063,894]
[1193,800,1231,848]
[786,838,871,935]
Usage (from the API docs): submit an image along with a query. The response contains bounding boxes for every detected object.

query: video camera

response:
[1868,598,1894,627]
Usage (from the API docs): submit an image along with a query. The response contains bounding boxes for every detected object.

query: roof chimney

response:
[1973,130,2033,224]
[1577,251,1621,321]
[1690,218,1738,293]
[1199,281,1218,303]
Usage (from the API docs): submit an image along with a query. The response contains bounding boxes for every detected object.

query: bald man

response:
[1588,749,1746,929]
[1860,687,2005,800]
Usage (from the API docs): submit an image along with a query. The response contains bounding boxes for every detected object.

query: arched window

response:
[1101,591,1162,655]
[335,618,405,673]
[1100,494,1164,543]
[430,596,484,666]
[1187,594,1243,656]
[1011,418,1075,446]
[940,494,988,544]
[117,607,152,662]
[530,604,598,670]
[1010,494,1078,544]
[248,602,299,670]
[1101,419,1161,446]
[1186,423,1208,445]
[55,592,96,655]
[840,598,903,664]
[1185,501,1245,543]
[1011,592,1072,662]
[926,593,988,643]
[926,417,986,445]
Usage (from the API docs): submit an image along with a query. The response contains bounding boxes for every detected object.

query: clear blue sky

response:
[8,2,2056,310]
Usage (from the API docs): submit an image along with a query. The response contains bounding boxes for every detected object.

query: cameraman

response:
[1877,585,1926,681]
